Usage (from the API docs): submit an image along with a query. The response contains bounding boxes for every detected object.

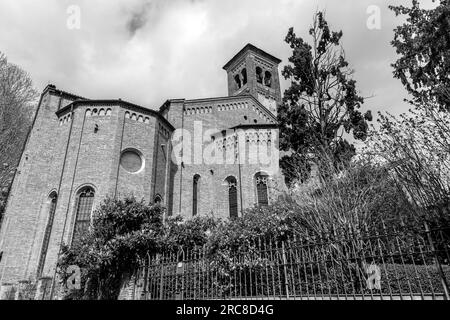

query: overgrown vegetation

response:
[58,156,424,299]
[363,103,450,225]
[58,197,165,300]
[363,0,450,225]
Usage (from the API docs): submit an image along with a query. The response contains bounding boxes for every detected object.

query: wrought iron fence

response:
[135,222,450,300]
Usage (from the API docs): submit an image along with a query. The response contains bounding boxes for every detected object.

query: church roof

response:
[44,84,88,101]
[222,43,282,70]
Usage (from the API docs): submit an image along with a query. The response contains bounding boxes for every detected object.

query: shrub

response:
[381,264,450,296]
[363,103,450,225]
[58,196,165,300]
[162,214,220,251]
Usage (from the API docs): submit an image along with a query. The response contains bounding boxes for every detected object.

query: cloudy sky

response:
[0,0,436,118]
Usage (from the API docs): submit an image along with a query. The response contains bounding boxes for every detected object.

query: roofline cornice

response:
[231,123,279,130]
[159,99,186,113]
[56,99,175,131]
[185,94,278,124]
[43,84,88,101]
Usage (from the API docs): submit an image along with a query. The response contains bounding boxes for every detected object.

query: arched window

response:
[193,175,200,216]
[255,173,269,206]
[256,67,263,84]
[226,176,238,219]
[234,74,242,89]
[72,187,95,244]
[264,71,272,87]
[241,68,248,85]
[37,191,58,276]
[154,194,162,205]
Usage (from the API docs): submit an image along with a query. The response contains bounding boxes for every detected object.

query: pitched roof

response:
[222,43,282,70]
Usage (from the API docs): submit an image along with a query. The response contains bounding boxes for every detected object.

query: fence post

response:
[141,254,150,300]
[424,221,450,300]
[176,259,185,300]
[281,241,290,299]
[159,254,164,300]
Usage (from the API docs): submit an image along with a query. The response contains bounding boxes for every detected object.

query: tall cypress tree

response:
[278,12,372,187]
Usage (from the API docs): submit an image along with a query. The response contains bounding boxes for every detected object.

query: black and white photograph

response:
[0,0,449,315]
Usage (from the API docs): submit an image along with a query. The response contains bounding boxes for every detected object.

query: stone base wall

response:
[0,283,15,300]
[0,277,55,300]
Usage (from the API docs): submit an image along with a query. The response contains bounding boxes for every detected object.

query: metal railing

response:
[135,222,450,300]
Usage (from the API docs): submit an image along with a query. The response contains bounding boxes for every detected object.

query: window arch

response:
[193,175,200,216]
[154,194,162,205]
[37,191,58,277]
[264,71,272,87]
[255,173,269,206]
[72,186,95,244]
[256,67,263,84]
[226,176,238,219]
[241,68,247,85]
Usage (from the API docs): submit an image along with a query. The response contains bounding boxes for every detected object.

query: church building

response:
[0,44,285,288]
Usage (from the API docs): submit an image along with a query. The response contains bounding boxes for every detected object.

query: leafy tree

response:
[390,0,450,109]
[279,153,311,185]
[278,12,372,187]
[0,52,38,223]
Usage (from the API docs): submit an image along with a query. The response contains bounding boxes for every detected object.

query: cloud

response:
[126,3,151,36]
[0,0,428,117]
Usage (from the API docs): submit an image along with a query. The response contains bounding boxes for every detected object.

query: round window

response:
[120,150,143,173]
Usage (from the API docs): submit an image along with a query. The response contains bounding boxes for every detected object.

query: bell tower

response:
[223,43,282,116]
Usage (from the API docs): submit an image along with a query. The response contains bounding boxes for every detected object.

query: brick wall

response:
[167,95,282,219]
[0,93,171,285]
[0,88,75,284]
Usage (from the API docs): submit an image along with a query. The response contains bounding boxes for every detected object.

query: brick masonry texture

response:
[0,44,286,288]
